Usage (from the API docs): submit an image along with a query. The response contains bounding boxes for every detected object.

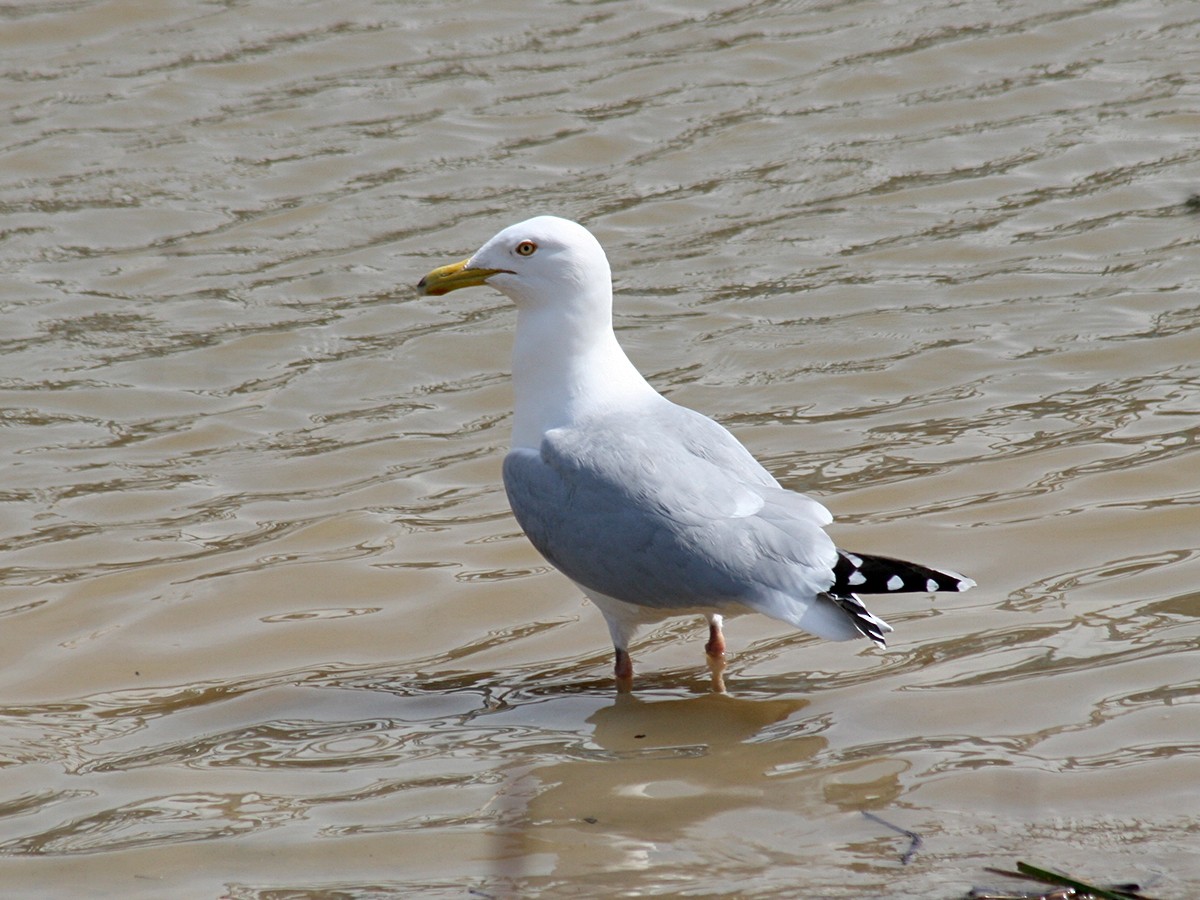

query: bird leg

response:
[705,615,727,694]
[614,647,634,693]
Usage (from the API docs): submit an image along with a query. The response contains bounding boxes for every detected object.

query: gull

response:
[418,216,974,692]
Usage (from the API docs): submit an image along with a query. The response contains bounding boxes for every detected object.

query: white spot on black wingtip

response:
[886,575,904,591]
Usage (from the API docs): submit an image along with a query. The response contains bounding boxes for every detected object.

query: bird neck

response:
[510,303,658,450]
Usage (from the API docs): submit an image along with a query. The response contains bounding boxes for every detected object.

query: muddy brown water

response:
[1,1,1198,897]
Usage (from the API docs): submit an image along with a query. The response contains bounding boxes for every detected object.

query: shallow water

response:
[2,0,1199,896]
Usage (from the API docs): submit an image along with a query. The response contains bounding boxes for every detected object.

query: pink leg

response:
[705,615,727,693]
[705,615,726,657]
[614,647,634,693]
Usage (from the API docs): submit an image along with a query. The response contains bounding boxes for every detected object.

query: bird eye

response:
[515,240,537,257]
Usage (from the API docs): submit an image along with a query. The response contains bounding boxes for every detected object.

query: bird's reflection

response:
[487,691,824,885]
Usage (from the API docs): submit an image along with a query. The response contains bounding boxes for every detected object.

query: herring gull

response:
[418,216,974,692]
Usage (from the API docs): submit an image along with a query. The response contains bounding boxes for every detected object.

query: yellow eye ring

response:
[515,240,537,257]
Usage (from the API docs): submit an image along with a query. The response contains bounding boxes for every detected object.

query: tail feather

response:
[834,550,975,595]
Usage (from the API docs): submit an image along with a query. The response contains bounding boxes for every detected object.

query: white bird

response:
[418,216,974,692]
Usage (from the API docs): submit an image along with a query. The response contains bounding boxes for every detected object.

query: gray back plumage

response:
[502,400,838,615]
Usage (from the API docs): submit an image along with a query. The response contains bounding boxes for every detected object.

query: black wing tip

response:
[826,592,892,649]
[835,550,975,595]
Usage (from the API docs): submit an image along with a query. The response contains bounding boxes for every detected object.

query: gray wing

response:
[501,402,838,614]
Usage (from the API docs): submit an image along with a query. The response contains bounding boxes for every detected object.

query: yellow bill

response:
[417,258,512,296]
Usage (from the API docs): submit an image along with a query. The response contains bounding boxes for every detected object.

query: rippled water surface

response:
[2,0,1199,897]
